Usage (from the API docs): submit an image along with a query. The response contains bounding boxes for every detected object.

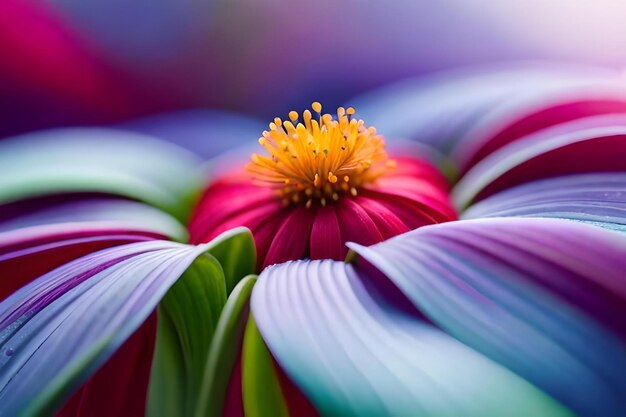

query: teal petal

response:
[252,259,571,416]
[0,128,203,221]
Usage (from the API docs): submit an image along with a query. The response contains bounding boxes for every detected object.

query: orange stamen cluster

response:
[247,102,395,207]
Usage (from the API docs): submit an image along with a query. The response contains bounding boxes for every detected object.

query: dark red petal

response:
[370,178,456,221]
[362,191,441,230]
[223,355,245,417]
[264,206,316,267]
[477,133,626,201]
[310,205,343,260]
[250,211,290,271]
[273,358,319,417]
[336,199,384,256]
[189,156,455,267]
[56,312,157,417]
[460,99,626,173]
[0,235,153,301]
[353,196,410,239]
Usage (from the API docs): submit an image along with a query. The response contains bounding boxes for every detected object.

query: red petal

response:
[389,155,451,191]
[189,180,277,240]
[477,133,626,201]
[461,99,626,173]
[0,235,153,302]
[362,191,440,229]
[310,205,343,260]
[56,312,157,417]
[223,354,245,417]
[353,196,409,239]
[336,199,384,254]
[264,206,316,267]
[273,358,319,417]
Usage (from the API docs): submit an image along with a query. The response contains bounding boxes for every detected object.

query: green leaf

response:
[196,275,256,417]
[148,228,257,417]
[148,255,227,417]
[242,314,290,417]
[205,227,256,293]
[1,240,228,417]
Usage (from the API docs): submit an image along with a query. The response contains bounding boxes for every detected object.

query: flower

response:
[189,103,456,268]
[0,65,626,417]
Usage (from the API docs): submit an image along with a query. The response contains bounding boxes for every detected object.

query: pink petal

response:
[310,205,343,260]
[189,179,277,238]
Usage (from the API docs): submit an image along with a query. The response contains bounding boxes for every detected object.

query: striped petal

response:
[252,259,570,417]
[453,115,626,208]
[349,218,626,416]
[0,198,186,301]
[0,198,187,242]
[353,64,626,156]
[0,128,202,221]
[0,228,251,416]
[463,173,626,232]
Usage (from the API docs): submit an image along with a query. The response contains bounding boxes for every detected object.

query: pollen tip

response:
[249,102,392,207]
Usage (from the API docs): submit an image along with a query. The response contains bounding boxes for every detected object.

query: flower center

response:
[247,102,395,207]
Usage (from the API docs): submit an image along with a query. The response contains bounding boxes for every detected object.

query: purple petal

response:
[463,173,626,232]
[349,217,626,416]
[252,259,569,416]
[0,228,245,415]
[452,114,626,207]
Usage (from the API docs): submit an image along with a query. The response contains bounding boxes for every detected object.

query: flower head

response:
[190,103,457,268]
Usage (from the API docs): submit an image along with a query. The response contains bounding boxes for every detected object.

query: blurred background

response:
[3,0,626,138]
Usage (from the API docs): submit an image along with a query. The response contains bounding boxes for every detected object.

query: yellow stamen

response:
[247,103,395,207]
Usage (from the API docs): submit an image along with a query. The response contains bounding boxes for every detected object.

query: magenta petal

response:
[458,99,626,173]
[454,117,626,207]
[336,199,383,252]
[189,181,277,238]
[0,235,153,302]
[264,207,316,267]
[310,206,343,260]
[353,196,409,239]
